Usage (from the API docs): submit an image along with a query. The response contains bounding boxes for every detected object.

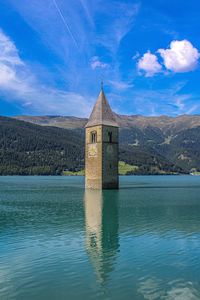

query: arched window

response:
[91,131,97,143]
[108,131,112,143]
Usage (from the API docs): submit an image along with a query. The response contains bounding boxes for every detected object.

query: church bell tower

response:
[85,87,119,189]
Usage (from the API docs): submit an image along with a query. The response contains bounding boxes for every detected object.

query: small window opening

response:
[91,131,97,143]
[108,131,112,143]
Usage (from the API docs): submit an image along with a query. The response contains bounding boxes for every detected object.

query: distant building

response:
[85,87,119,189]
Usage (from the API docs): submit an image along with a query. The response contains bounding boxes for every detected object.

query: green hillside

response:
[2,115,200,175]
[0,117,84,175]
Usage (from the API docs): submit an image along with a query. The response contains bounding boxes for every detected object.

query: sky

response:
[0,0,200,117]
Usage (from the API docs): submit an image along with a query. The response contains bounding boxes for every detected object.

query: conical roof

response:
[85,89,118,128]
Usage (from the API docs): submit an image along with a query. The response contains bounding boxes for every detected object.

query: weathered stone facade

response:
[85,89,119,189]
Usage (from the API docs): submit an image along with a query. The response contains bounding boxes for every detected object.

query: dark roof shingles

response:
[85,89,118,127]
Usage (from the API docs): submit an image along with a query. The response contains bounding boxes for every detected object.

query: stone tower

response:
[85,87,119,189]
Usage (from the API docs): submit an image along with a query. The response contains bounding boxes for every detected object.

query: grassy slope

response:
[63,162,139,176]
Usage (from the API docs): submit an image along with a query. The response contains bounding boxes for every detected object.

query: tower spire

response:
[85,87,118,128]
[101,80,104,90]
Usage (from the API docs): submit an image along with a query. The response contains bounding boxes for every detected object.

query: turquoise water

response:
[0,176,200,300]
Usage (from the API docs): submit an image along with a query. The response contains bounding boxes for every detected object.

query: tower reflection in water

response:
[84,189,119,284]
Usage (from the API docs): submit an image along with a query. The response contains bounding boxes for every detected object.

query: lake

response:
[0,176,200,300]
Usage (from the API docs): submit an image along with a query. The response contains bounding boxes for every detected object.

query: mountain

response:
[14,114,200,132]
[13,114,200,173]
[13,115,87,129]
[1,114,200,175]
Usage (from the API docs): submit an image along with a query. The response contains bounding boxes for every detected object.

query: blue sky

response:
[0,0,200,117]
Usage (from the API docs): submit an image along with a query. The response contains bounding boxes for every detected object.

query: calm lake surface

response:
[0,176,200,300]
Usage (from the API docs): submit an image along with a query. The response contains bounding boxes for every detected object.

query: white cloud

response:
[0,29,92,116]
[158,40,200,73]
[137,51,162,77]
[90,56,108,70]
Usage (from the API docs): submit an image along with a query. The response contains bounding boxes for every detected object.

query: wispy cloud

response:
[90,56,108,70]
[6,0,140,95]
[96,2,140,52]
[132,51,140,60]
[108,80,133,91]
[78,0,95,27]
[0,29,92,116]
[1,27,197,117]
[3,1,200,117]
[119,81,199,116]
[52,0,78,47]
[185,105,199,114]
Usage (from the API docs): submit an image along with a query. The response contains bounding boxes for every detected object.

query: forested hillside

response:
[1,115,200,175]
[0,117,84,175]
